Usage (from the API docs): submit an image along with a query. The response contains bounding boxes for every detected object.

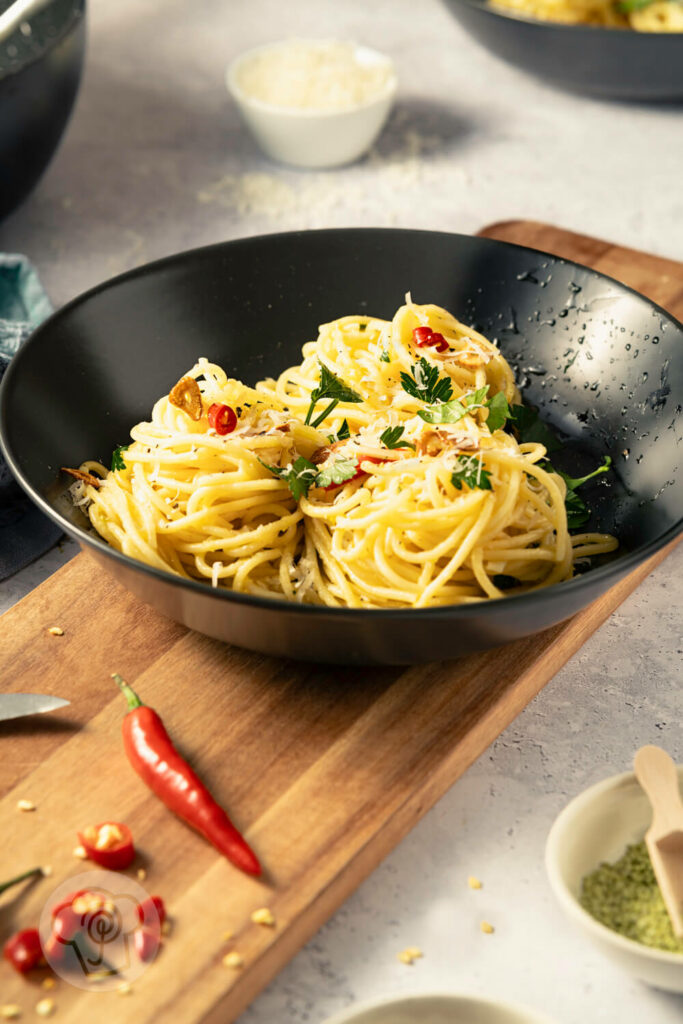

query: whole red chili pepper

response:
[77,821,135,870]
[412,326,449,353]
[3,928,43,973]
[208,403,238,435]
[113,675,260,876]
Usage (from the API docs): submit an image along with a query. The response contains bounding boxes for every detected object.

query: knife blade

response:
[0,693,70,722]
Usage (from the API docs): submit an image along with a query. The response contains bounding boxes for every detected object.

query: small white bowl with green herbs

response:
[546,765,683,993]
[321,992,558,1024]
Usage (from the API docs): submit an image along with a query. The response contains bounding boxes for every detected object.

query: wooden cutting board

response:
[0,221,680,1023]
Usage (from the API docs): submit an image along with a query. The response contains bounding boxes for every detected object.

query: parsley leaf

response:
[314,457,358,489]
[328,419,350,444]
[555,455,612,493]
[305,362,363,428]
[545,455,612,529]
[484,391,511,433]
[379,350,391,363]
[618,0,657,10]
[418,385,489,425]
[451,454,492,492]
[400,358,453,405]
[380,425,416,450]
[564,490,591,529]
[110,445,130,471]
[508,404,563,452]
[259,456,318,501]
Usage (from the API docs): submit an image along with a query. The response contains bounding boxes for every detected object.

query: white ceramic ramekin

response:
[321,992,558,1024]
[226,41,397,169]
[545,765,683,993]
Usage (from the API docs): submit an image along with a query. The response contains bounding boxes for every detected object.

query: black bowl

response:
[443,0,683,100]
[0,0,86,221]
[1,228,681,663]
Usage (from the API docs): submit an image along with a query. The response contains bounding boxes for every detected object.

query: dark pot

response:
[0,0,86,220]
[443,0,683,101]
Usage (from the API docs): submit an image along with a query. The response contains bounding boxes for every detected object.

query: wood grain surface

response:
[0,222,680,1023]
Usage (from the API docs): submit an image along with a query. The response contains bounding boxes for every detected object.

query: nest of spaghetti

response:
[66,299,617,609]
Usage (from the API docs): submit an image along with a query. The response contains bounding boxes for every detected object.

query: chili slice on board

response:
[77,821,135,870]
[3,928,43,973]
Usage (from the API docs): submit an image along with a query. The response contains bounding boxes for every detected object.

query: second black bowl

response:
[1,228,681,663]
[444,0,683,100]
[0,0,86,220]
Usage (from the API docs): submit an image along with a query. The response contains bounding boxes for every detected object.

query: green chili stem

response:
[311,399,338,429]
[0,867,44,896]
[112,673,144,711]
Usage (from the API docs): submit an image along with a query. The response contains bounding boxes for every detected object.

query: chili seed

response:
[250,907,275,927]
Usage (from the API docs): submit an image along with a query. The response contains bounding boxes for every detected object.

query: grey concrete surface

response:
[1,1,681,1021]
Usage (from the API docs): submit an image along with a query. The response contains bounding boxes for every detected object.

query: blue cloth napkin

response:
[0,254,63,580]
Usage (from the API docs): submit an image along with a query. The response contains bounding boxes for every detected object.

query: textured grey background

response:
[0,1,681,1021]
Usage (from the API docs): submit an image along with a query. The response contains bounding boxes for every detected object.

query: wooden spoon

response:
[633,745,683,939]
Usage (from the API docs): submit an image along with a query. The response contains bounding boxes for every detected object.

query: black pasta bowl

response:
[1,228,681,664]
[443,0,683,100]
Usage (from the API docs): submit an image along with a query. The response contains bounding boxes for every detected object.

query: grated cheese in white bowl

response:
[226,39,397,168]
[233,39,395,112]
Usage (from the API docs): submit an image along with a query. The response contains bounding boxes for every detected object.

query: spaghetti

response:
[490,0,683,31]
[69,298,617,609]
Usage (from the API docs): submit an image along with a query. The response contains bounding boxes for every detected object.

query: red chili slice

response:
[412,326,449,353]
[77,821,135,870]
[208,403,238,435]
[3,928,44,973]
[138,895,166,927]
[134,925,160,962]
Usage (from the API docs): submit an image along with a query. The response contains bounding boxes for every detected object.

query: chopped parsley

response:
[451,454,492,492]
[110,445,130,471]
[550,455,612,529]
[508,404,562,452]
[418,385,488,425]
[380,425,415,450]
[618,0,657,10]
[260,453,362,498]
[304,361,362,428]
[400,358,453,405]
[314,457,358,489]
[417,384,511,430]
[328,419,350,444]
[484,391,511,432]
[259,456,318,501]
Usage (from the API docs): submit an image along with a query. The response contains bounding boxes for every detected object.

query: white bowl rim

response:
[225,39,398,119]
[545,765,683,967]
[320,989,559,1024]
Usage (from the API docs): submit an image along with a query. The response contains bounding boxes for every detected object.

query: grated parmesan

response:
[235,39,393,112]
